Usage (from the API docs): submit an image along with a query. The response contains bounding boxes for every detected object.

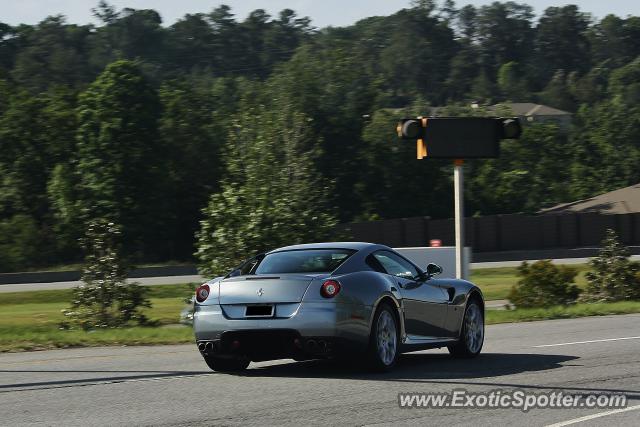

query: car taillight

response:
[320,280,341,298]
[195,284,210,303]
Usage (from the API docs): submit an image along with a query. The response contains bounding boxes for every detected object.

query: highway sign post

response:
[453,159,465,279]
[397,116,522,279]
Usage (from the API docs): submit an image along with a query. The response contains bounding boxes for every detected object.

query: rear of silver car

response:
[193,273,372,362]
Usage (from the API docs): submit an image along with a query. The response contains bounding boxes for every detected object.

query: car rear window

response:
[254,249,356,274]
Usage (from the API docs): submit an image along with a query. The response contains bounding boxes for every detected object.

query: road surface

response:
[470,254,640,269]
[1,314,638,426]
[0,275,205,293]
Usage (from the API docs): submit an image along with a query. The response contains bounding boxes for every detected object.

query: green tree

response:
[0,87,76,221]
[568,96,640,199]
[10,16,92,91]
[165,13,216,71]
[74,60,164,258]
[90,7,164,65]
[497,61,528,101]
[538,70,576,112]
[456,4,477,40]
[0,214,41,272]
[475,2,534,76]
[582,229,640,302]
[195,103,337,276]
[357,108,452,220]
[533,5,591,84]
[467,123,572,214]
[589,15,633,68]
[608,57,640,105]
[271,43,378,220]
[158,77,238,258]
[509,260,580,308]
[62,219,151,329]
[379,7,456,103]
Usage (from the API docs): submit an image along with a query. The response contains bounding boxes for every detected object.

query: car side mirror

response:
[426,263,443,277]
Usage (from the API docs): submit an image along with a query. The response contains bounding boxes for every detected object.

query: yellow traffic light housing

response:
[397,117,429,159]
[395,116,522,159]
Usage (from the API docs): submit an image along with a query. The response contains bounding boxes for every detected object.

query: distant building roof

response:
[489,103,572,117]
[541,183,640,215]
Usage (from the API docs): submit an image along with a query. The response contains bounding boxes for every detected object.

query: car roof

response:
[267,242,380,253]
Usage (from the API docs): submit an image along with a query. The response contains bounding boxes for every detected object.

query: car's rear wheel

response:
[203,356,250,372]
[448,298,484,358]
[367,302,399,371]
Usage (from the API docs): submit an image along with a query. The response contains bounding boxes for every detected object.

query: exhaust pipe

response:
[306,339,317,352]
[204,342,213,352]
[317,340,327,352]
[198,342,206,352]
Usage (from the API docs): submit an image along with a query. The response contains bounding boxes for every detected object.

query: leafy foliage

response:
[582,229,640,302]
[74,60,165,258]
[0,2,640,271]
[62,219,151,329]
[196,102,337,276]
[0,215,42,272]
[508,260,581,308]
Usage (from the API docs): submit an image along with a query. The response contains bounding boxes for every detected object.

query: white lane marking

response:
[545,404,640,427]
[534,336,640,348]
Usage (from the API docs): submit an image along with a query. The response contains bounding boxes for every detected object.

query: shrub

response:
[508,260,580,308]
[582,229,640,302]
[62,219,151,329]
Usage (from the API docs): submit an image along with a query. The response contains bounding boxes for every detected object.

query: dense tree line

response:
[1,1,639,272]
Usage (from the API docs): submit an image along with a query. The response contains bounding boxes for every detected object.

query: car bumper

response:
[193,302,372,359]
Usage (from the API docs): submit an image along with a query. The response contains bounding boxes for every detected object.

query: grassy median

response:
[0,284,195,352]
[470,264,591,300]
[1,268,639,352]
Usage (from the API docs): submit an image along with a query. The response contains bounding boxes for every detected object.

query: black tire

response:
[367,302,400,371]
[448,298,484,358]
[203,356,250,372]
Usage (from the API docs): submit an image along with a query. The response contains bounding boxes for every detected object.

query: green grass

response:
[0,325,193,352]
[470,264,590,300]
[485,301,640,324]
[2,274,639,353]
[0,283,195,352]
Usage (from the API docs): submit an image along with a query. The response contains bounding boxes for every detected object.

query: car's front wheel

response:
[203,356,250,372]
[448,298,484,358]
[367,302,400,371]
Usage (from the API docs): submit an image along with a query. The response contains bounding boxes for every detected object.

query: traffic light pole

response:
[396,116,523,279]
[453,159,465,279]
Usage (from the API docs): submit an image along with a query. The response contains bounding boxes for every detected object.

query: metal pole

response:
[454,159,465,279]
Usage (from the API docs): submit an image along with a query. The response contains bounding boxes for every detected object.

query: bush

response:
[582,229,640,302]
[508,260,580,308]
[62,219,151,330]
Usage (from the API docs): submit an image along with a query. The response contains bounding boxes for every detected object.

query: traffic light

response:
[396,117,429,158]
[396,117,522,159]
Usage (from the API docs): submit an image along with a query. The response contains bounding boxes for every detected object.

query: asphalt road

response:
[0,275,205,293]
[1,314,639,426]
[471,255,640,269]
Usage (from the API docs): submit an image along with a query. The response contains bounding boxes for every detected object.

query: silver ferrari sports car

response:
[193,242,484,372]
